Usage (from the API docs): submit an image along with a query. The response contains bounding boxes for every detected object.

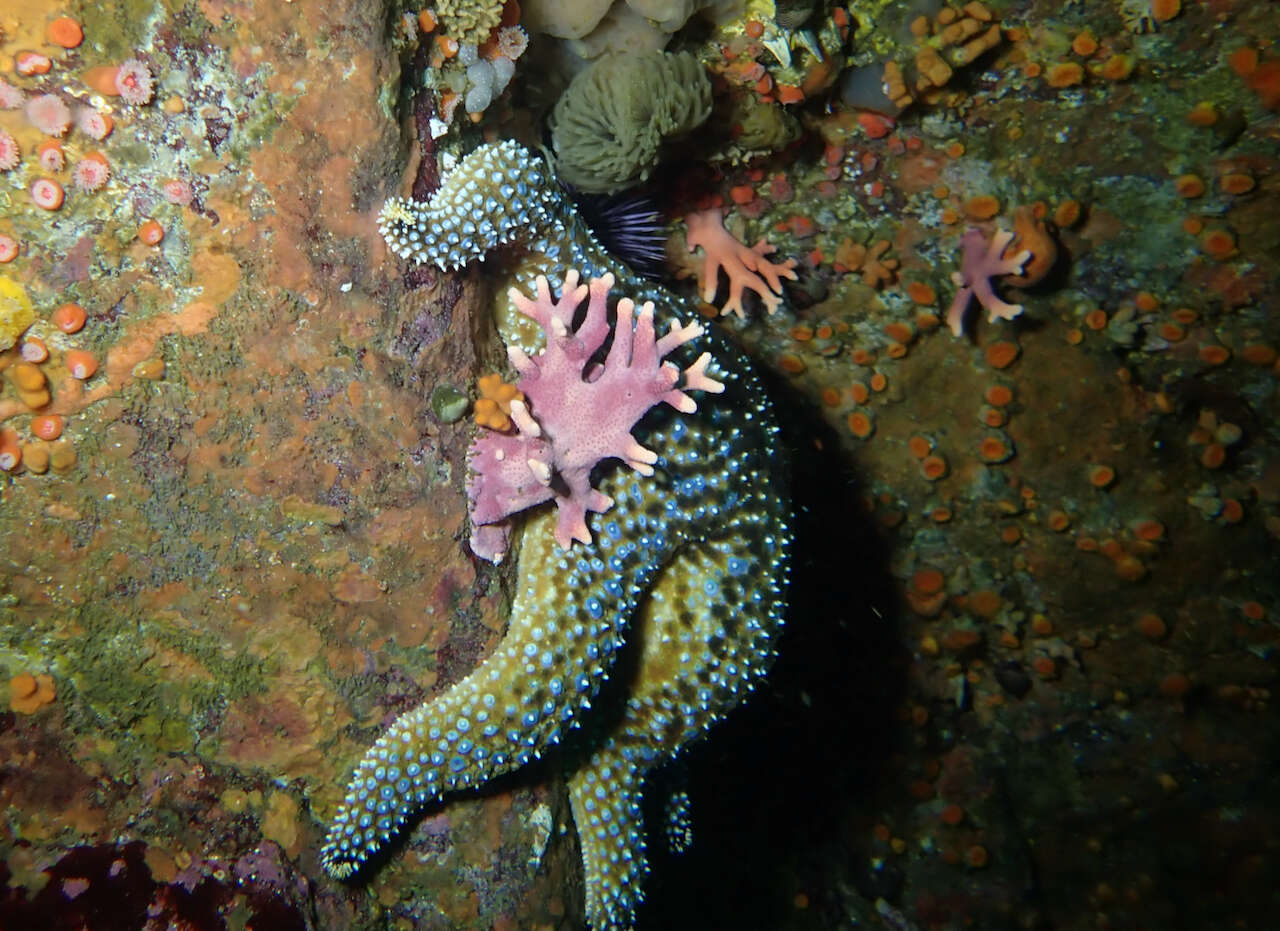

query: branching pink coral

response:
[685,208,798,318]
[466,269,724,563]
[947,227,1031,336]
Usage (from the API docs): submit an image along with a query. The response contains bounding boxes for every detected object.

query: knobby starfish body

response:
[322,140,792,929]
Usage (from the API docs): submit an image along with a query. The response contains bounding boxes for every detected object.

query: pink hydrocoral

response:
[466,269,724,563]
[947,227,1031,336]
[684,207,798,318]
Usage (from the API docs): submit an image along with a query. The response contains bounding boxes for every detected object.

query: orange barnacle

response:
[819,387,841,407]
[1087,464,1116,488]
[30,414,64,441]
[1241,343,1277,366]
[1131,519,1165,541]
[906,281,937,304]
[814,324,833,340]
[1048,510,1071,532]
[1200,443,1226,469]
[1054,199,1082,228]
[847,410,874,439]
[1185,101,1217,126]
[729,184,755,206]
[47,16,85,48]
[418,9,437,32]
[886,342,907,359]
[745,19,764,38]
[20,337,49,364]
[1097,54,1135,81]
[1032,655,1057,680]
[1241,601,1266,621]
[849,382,869,404]
[884,321,915,345]
[1135,613,1167,641]
[963,195,1000,220]
[1229,47,1259,78]
[778,353,806,375]
[984,340,1020,369]
[15,51,53,77]
[978,433,1013,463]
[869,372,888,392]
[851,348,876,366]
[0,440,19,472]
[908,435,932,459]
[1221,498,1243,523]
[1197,344,1230,366]
[921,455,948,480]
[966,845,990,869]
[65,349,98,380]
[1066,327,1084,345]
[138,219,165,245]
[53,303,87,333]
[435,34,459,58]
[1218,172,1256,195]
[984,384,1013,407]
[1071,30,1098,57]
[1084,308,1108,330]
[1200,228,1236,259]
[1152,0,1180,22]
[1046,61,1084,87]
[981,406,1005,428]
[789,324,814,342]
[776,84,805,105]
[1134,291,1159,312]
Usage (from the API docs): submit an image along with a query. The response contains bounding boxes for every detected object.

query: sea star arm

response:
[330,143,793,931]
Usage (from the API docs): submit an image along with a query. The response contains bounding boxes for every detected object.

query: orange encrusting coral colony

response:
[1,0,1278,930]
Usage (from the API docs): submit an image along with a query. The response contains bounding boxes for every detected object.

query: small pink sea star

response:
[684,207,798,318]
[947,226,1032,336]
[466,269,724,563]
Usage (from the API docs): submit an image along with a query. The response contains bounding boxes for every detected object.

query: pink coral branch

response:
[947,227,1032,337]
[685,208,798,318]
[466,270,725,563]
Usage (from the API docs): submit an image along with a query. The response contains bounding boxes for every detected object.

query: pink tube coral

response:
[466,269,724,563]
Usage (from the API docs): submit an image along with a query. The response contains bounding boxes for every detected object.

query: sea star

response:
[323,140,792,929]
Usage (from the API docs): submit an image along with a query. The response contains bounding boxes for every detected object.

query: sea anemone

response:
[0,78,22,110]
[495,25,528,60]
[115,58,155,105]
[37,139,64,171]
[76,107,113,141]
[72,153,111,192]
[162,178,193,206]
[0,130,18,170]
[25,93,71,136]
